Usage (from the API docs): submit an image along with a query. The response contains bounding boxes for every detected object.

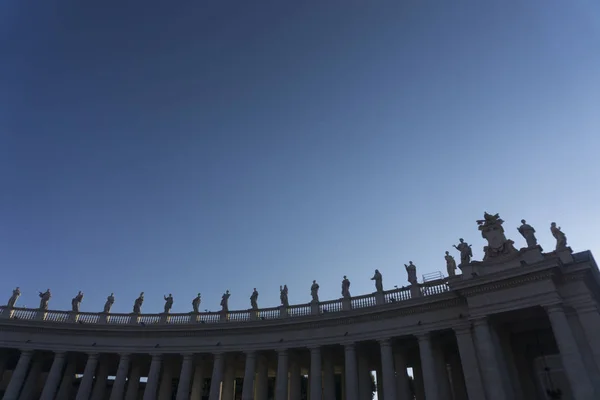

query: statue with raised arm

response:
[280,285,289,308]
[477,212,517,259]
[104,293,115,313]
[310,280,320,303]
[445,251,457,277]
[192,293,201,313]
[341,276,351,298]
[250,288,259,310]
[163,294,174,313]
[518,219,538,248]
[371,269,383,292]
[7,287,21,308]
[38,289,51,310]
[551,222,568,250]
[404,262,418,285]
[220,290,230,312]
[133,292,144,314]
[453,238,473,266]
[71,291,84,312]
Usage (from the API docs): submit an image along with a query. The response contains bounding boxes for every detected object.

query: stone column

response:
[416,333,440,400]
[411,357,425,400]
[221,359,236,400]
[310,346,322,400]
[19,357,43,400]
[158,363,174,400]
[546,304,596,399]
[323,350,335,400]
[453,324,486,400]
[241,351,257,400]
[91,359,110,400]
[375,367,383,400]
[125,363,142,400]
[289,358,301,400]
[393,351,411,400]
[190,360,206,400]
[176,354,195,400]
[275,349,289,400]
[379,339,397,400]
[56,358,76,400]
[574,299,600,371]
[357,351,371,400]
[472,318,510,400]
[432,342,451,400]
[208,353,225,400]
[255,354,269,400]
[76,353,99,400]
[109,353,131,400]
[40,351,67,400]
[343,343,359,400]
[143,354,163,400]
[3,350,33,399]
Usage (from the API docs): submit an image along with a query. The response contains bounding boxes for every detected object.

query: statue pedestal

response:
[99,313,108,324]
[1,307,13,319]
[250,309,258,320]
[310,301,320,315]
[375,291,385,305]
[342,297,352,311]
[35,310,47,321]
[130,313,139,325]
[556,247,574,264]
[520,245,545,264]
[279,305,288,318]
[219,311,228,322]
[68,312,79,323]
[410,285,421,299]
[160,313,169,324]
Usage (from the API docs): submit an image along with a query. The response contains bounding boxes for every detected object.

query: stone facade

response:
[1,234,600,399]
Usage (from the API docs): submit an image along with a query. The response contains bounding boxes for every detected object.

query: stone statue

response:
[192,293,201,313]
[104,293,115,313]
[250,288,259,310]
[517,219,538,248]
[7,287,21,308]
[445,251,457,277]
[371,269,383,292]
[280,285,289,308]
[133,292,144,314]
[404,262,418,285]
[551,222,567,250]
[71,291,84,313]
[220,290,230,312]
[477,212,517,260]
[311,280,320,303]
[163,294,173,313]
[341,276,351,298]
[453,238,473,266]
[38,289,51,310]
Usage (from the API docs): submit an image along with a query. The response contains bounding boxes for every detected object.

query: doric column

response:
[411,357,425,400]
[323,350,335,400]
[91,358,110,400]
[343,343,359,400]
[76,353,99,400]
[546,304,596,399]
[40,351,67,400]
[221,359,236,400]
[574,299,600,371]
[176,354,195,400]
[125,362,142,400]
[432,341,451,400]
[158,363,174,400]
[190,360,206,400]
[472,318,509,400]
[379,339,397,400]
[208,353,225,400]
[56,358,76,400]
[275,349,289,400]
[310,346,322,400]
[110,353,131,400]
[289,358,301,400]
[3,350,33,399]
[143,354,163,400]
[416,333,440,400]
[19,357,43,400]
[357,351,371,400]
[255,354,269,400]
[241,351,257,400]
[393,350,411,400]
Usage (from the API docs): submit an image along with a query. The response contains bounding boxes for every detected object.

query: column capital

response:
[308,345,321,352]
[150,353,162,361]
[118,353,131,358]
[18,349,34,357]
[415,331,432,341]
[343,342,356,350]
[378,338,393,347]
[86,352,99,359]
[181,353,195,360]
[452,323,473,335]
[53,351,67,358]
[470,316,490,327]
[544,303,564,314]
[277,348,288,355]
[244,350,257,358]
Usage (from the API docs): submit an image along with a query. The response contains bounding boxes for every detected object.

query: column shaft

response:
[56,358,76,400]
[323,351,335,400]
[91,359,109,400]
[143,354,163,400]
[110,354,131,400]
[417,333,440,400]
[40,352,67,400]
[221,360,235,400]
[255,355,269,400]
[379,340,397,400]
[176,354,195,400]
[275,349,289,400]
[310,347,322,400]
[75,353,99,400]
[208,353,225,400]
[125,363,142,400]
[190,361,206,400]
[289,359,301,400]
[393,351,411,400]
[344,344,359,400]
[19,357,43,400]
[357,352,371,400]
[158,363,174,400]
[3,350,33,400]
[241,352,257,400]
[575,301,600,372]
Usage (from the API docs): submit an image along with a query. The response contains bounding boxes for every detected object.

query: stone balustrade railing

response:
[0,280,450,326]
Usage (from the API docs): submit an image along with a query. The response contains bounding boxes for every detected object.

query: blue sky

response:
[1,1,599,315]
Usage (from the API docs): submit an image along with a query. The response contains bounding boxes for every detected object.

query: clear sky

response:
[1,1,599,315]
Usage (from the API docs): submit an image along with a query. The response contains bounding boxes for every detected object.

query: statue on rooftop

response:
[445,251,457,277]
[453,238,473,266]
[371,269,383,292]
[280,285,289,308]
[133,292,144,314]
[477,212,517,260]
[341,276,351,298]
[404,262,418,285]
[250,288,259,310]
[38,289,51,311]
[104,293,115,313]
[71,291,84,313]
[551,222,568,250]
[192,293,201,313]
[311,280,320,303]
[221,290,230,312]
[518,219,538,248]
[163,294,173,313]
[7,287,21,308]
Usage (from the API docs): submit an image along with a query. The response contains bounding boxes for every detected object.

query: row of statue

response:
[4,214,570,314]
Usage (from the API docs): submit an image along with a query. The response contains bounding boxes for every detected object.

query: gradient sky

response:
[1,1,599,315]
